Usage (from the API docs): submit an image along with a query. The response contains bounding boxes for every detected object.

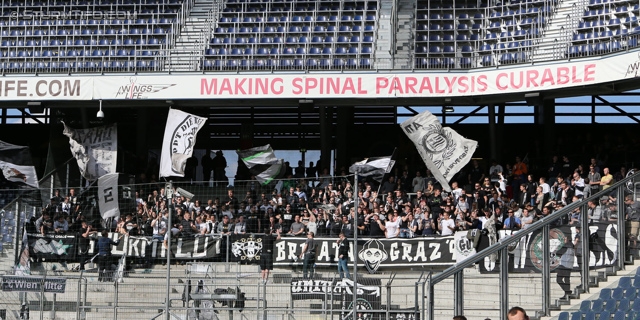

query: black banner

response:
[27,233,77,261]
[1,275,66,293]
[479,220,618,273]
[291,277,382,320]
[275,236,456,273]
[229,234,264,263]
[87,233,219,260]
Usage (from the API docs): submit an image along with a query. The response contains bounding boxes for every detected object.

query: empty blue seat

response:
[626,289,637,300]
[557,312,569,320]
[579,300,591,313]
[591,299,604,313]
[614,288,626,299]
[570,312,582,320]
[605,299,618,313]
[619,298,631,311]
[613,310,626,320]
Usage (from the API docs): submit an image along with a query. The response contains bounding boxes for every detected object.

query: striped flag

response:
[237,145,283,185]
[349,155,395,183]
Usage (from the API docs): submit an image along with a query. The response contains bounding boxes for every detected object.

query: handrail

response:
[431,171,640,285]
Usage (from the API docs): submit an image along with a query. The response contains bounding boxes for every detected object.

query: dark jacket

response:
[338,238,349,259]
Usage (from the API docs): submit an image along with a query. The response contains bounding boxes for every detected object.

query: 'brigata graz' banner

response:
[479,220,618,273]
[27,233,77,261]
[86,233,219,260]
[275,236,456,273]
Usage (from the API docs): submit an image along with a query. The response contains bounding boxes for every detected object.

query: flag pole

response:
[165,181,173,320]
[352,169,359,319]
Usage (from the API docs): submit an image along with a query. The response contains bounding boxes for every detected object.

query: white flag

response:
[400,111,477,192]
[63,122,117,181]
[98,173,120,219]
[160,109,207,178]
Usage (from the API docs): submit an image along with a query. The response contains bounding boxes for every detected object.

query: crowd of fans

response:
[25,152,640,270]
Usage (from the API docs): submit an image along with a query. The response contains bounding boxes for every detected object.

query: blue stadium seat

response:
[570,312,582,320]
[591,299,604,313]
[619,298,631,312]
[626,289,638,300]
[632,297,640,312]
[584,311,596,320]
[360,58,371,67]
[613,288,625,300]
[557,312,569,320]
[620,278,633,290]
[579,300,591,313]
[605,299,618,313]
[598,311,610,320]
[613,310,627,320]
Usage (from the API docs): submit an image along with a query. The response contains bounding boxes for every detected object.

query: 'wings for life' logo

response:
[358,239,388,274]
[115,77,176,99]
[169,115,204,175]
[625,52,640,78]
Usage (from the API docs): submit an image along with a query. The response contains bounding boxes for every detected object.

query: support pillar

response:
[488,105,498,162]
[319,106,332,173]
[336,106,353,171]
[136,107,149,173]
[538,99,556,159]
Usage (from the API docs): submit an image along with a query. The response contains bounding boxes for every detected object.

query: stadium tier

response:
[0,0,187,73]
[1,0,639,73]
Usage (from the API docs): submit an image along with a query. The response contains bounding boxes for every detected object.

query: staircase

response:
[532,0,589,62]
[393,0,415,69]
[169,0,222,72]
[373,0,393,69]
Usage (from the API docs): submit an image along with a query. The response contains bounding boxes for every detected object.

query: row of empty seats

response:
[413,0,553,69]
[203,0,378,70]
[202,57,372,70]
[0,0,185,73]
[556,270,640,320]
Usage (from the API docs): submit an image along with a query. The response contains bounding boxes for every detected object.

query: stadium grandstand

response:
[3,0,640,320]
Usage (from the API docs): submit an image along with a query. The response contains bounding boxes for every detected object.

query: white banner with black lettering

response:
[63,122,117,181]
[159,109,207,178]
[98,173,120,219]
[400,111,477,192]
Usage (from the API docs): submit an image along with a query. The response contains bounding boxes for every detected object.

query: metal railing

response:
[426,171,639,320]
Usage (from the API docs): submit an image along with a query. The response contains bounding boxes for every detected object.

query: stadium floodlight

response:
[97,100,105,118]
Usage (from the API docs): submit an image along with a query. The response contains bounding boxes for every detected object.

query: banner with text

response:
[1,275,66,293]
[291,277,382,320]
[87,233,219,260]
[274,236,456,272]
[478,220,618,273]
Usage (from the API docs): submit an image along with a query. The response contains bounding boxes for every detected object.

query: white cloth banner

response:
[63,122,117,181]
[98,173,120,219]
[453,231,477,263]
[159,109,207,178]
[400,111,477,192]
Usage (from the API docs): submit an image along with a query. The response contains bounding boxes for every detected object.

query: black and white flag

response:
[0,140,39,188]
[159,109,207,178]
[98,173,120,219]
[237,145,283,185]
[63,122,117,181]
[349,155,395,183]
[401,111,477,192]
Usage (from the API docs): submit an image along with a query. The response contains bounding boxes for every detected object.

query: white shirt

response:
[440,218,456,236]
[540,182,550,194]
[385,218,401,238]
[573,178,585,196]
